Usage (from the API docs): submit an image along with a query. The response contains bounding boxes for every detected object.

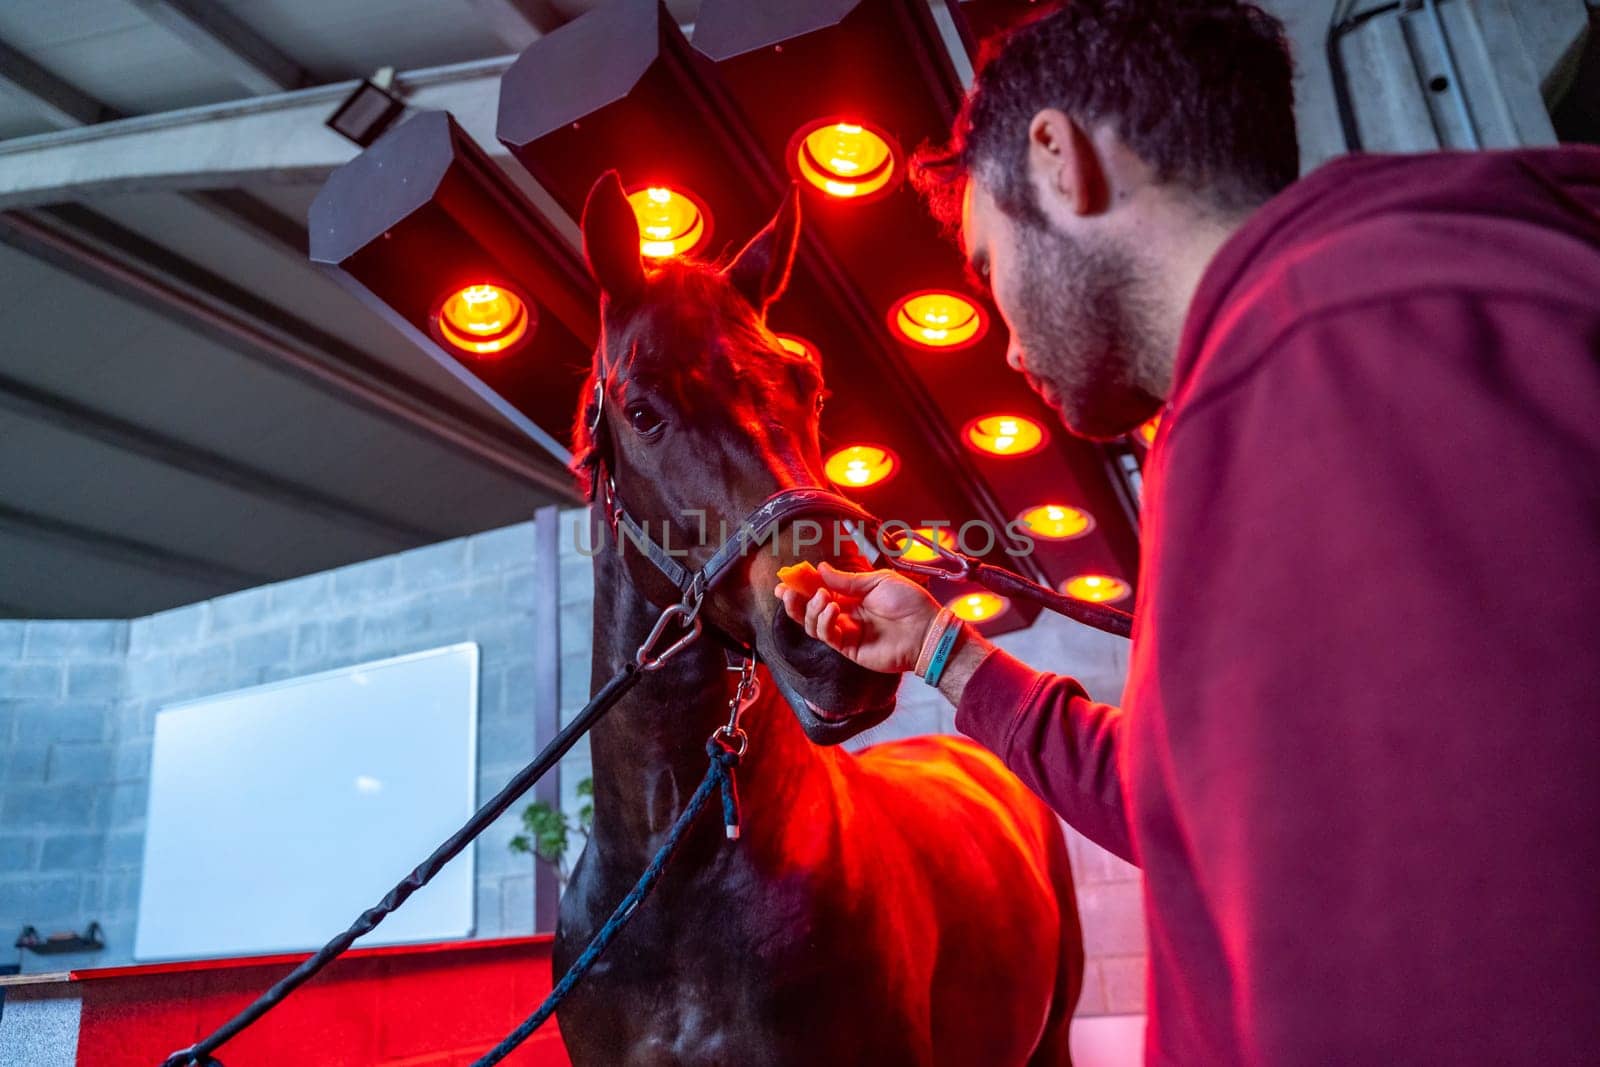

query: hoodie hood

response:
[1174,146,1600,405]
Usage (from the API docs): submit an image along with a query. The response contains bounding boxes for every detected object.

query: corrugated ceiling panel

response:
[212,0,509,81]
[0,527,222,618]
[84,192,509,417]
[0,5,244,117]
[0,243,548,539]
[0,413,396,579]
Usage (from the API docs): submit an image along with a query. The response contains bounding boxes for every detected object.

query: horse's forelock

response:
[567,257,821,498]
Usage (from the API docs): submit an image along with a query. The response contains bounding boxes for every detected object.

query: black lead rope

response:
[158,663,647,1067]
[887,529,1135,640]
[968,561,1134,639]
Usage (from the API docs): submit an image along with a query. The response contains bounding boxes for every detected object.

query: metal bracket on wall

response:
[15,922,105,956]
[1327,0,1567,152]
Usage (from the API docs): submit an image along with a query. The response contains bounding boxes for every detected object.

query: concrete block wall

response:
[0,619,128,975]
[553,512,596,876]
[0,522,551,973]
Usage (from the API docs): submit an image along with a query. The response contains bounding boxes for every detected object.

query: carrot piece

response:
[777,561,825,597]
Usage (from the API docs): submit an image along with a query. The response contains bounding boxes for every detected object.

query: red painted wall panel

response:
[74,937,571,1066]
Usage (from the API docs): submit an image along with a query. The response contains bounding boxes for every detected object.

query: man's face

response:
[961,178,1162,440]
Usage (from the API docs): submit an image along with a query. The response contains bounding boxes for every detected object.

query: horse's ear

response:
[723,184,801,315]
[581,171,645,307]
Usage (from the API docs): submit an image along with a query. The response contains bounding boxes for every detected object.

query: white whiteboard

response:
[135,643,479,961]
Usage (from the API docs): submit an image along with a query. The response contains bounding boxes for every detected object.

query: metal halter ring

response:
[711,725,750,758]
[636,602,703,671]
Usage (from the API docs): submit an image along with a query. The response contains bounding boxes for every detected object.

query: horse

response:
[552,171,1083,1065]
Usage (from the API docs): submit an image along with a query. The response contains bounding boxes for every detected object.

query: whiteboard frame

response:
[134,642,481,962]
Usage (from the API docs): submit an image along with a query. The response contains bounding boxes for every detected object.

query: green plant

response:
[509,777,593,887]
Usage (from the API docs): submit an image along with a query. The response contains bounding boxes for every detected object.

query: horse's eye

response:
[628,405,665,438]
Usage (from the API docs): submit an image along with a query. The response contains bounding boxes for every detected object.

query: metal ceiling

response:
[0,0,1132,625]
[0,0,613,618]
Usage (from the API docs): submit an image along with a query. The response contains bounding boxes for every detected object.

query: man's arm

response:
[939,630,1134,862]
[775,565,1135,863]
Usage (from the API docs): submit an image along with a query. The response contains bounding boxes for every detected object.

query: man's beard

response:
[1011,219,1164,440]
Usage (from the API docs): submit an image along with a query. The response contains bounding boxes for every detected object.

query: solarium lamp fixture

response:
[790,119,899,201]
[824,444,896,488]
[627,185,711,259]
[890,290,987,350]
[432,283,534,359]
[965,414,1046,457]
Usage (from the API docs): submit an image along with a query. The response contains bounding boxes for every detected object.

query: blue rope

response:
[472,737,743,1066]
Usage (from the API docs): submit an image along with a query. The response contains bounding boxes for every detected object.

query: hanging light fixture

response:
[433,283,534,358]
[626,185,711,259]
[889,290,987,350]
[824,444,896,488]
[1017,504,1095,541]
[790,119,899,200]
[965,414,1047,457]
[1060,574,1131,603]
[887,526,955,563]
[949,591,1009,622]
[775,333,820,362]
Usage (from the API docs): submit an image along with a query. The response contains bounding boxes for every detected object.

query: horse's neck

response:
[585,537,830,861]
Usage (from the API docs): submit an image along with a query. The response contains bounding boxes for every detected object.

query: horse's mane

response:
[568,257,819,499]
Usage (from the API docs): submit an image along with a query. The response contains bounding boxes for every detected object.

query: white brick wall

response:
[0,521,553,972]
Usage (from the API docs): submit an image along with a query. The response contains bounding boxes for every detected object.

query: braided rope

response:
[473,737,742,1065]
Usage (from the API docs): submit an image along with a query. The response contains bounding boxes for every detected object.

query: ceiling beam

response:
[0,38,117,128]
[186,187,309,257]
[125,0,309,95]
[0,205,576,497]
[0,57,520,212]
[463,0,555,51]
[0,371,441,547]
[0,502,271,587]
[0,36,315,294]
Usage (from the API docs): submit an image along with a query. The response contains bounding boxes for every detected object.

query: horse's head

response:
[574,172,899,744]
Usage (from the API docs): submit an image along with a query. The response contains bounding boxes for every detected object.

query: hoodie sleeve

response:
[954,647,1134,863]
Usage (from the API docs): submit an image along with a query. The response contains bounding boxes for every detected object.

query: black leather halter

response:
[582,378,879,635]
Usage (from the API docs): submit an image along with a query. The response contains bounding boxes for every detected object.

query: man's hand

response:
[774,562,938,674]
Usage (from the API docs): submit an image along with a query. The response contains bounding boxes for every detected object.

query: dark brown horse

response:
[554,172,1082,1065]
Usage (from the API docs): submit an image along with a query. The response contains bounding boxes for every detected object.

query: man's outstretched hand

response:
[774,562,938,675]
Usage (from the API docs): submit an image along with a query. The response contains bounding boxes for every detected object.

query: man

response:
[775,1,1600,1062]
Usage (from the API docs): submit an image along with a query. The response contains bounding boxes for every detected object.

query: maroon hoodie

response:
[956,148,1600,1064]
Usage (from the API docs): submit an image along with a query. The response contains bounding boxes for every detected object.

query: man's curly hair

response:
[914,0,1298,230]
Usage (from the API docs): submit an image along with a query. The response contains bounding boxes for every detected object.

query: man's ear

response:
[1028,108,1109,217]
[581,170,646,306]
[723,184,801,315]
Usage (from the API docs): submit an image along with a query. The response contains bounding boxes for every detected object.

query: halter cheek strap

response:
[608,483,878,601]
[585,371,879,615]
